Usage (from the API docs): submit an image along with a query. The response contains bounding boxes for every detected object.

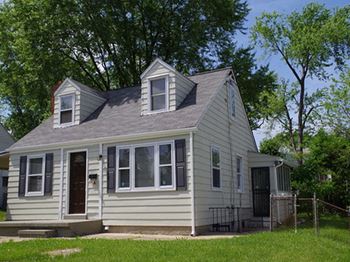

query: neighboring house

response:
[5,59,292,235]
[0,123,15,210]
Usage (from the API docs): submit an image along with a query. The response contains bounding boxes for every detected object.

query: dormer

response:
[140,59,195,115]
[53,78,106,128]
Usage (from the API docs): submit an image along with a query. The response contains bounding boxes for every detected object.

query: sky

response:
[239,0,350,147]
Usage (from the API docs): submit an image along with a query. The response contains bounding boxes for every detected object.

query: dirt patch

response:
[46,248,81,257]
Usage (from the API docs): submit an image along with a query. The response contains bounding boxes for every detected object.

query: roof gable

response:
[54,78,104,99]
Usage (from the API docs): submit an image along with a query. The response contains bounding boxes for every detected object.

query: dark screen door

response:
[69,152,86,214]
[252,167,270,217]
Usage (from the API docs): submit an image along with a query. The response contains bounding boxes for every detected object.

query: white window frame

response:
[228,80,236,119]
[236,155,243,193]
[211,145,221,190]
[59,94,75,127]
[147,75,169,114]
[25,154,45,197]
[115,140,176,192]
[116,147,132,191]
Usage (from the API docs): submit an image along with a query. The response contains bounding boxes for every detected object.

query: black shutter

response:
[18,156,27,197]
[107,146,116,193]
[44,153,54,196]
[175,139,187,190]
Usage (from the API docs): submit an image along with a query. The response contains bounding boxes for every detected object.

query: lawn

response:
[0,226,349,262]
[0,211,5,221]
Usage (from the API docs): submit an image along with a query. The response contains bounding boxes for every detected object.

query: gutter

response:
[190,131,196,236]
[9,127,197,154]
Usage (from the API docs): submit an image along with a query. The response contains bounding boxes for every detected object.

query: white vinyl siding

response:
[140,61,194,115]
[193,77,257,227]
[54,82,80,128]
[7,150,61,220]
[54,81,105,128]
[103,135,192,227]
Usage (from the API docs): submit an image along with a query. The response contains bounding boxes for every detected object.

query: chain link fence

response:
[270,194,350,235]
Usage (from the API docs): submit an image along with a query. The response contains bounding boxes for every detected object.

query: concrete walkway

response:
[0,232,244,243]
[82,232,242,241]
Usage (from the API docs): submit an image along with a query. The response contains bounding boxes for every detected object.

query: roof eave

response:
[9,127,198,154]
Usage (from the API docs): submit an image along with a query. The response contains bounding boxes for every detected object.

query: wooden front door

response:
[252,167,270,217]
[69,152,86,214]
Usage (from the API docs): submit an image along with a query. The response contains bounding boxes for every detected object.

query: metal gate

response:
[252,167,270,217]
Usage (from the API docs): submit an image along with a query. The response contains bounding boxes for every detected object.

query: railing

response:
[209,206,234,232]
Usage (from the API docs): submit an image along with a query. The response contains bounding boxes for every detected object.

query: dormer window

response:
[59,95,74,125]
[149,76,168,112]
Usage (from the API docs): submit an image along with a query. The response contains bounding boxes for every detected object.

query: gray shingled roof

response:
[9,68,230,150]
[0,123,15,152]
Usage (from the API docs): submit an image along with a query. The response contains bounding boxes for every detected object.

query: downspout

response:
[98,143,103,219]
[58,148,64,220]
[275,160,284,224]
[190,131,196,236]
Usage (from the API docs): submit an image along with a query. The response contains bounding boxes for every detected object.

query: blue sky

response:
[239,0,350,146]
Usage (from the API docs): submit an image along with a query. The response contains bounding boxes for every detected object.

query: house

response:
[1,59,292,236]
[0,123,15,210]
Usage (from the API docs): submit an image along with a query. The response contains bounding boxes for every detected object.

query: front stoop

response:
[18,229,57,238]
[0,220,103,237]
[63,214,87,220]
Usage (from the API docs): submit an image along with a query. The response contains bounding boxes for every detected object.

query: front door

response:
[252,167,270,217]
[69,152,86,214]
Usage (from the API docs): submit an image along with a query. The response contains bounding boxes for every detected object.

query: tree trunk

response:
[297,80,305,165]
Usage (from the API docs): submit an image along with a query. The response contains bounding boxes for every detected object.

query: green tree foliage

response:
[323,71,350,138]
[252,3,350,163]
[259,133,290,158]
[0,0,276,138]
[292,130,350,207]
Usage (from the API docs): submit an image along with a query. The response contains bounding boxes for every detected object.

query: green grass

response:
[0,211,5,221]
[0,226,349,262]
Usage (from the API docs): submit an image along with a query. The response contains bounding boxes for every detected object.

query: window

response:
[60,95,74,125]
[277,165,291,192]
[236,156,243,192]
[116,141,175,192]
[159,144,172,186]
[117,148,130,189]
[135,146,154,188]
[26,156,45,196]
[211,147,221,189]
[149,77,167,112]
[229,83,235,118]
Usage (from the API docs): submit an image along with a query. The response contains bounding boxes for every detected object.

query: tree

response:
[0,0,275,138]
[259,132,291,158]
[252,3,350,164]
[218,46,277,129]
[323,71,350,138]
[292,130,350,207]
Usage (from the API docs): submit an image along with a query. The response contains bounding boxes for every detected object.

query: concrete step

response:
[63,214,87,220]
[18,229,57,238]
[0,219,102,237]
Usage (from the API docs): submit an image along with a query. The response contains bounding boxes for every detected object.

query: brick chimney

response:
[50,81,62,114]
